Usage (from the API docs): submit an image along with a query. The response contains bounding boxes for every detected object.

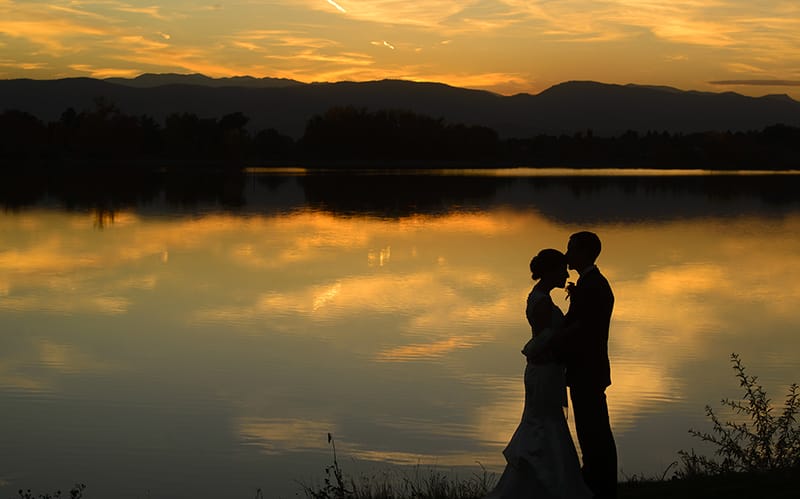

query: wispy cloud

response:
[47,3,115,21]
[113,4,168,20]
[232,29,340,50]
[372,40,395,50]
[725,62,767,74]
[0,59,47,70]
[289,0,467,32]
[68,63,140,78]
[326,0,346,14]
[710,79,800,87]
[0,17,112,52]
[264,49,373,67]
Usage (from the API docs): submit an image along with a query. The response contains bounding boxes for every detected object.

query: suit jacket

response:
[561,266,614,389]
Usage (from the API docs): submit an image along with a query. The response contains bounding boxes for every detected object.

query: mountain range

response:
[2,73,799,138]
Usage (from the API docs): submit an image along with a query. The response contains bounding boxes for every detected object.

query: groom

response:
[560,231,617,499]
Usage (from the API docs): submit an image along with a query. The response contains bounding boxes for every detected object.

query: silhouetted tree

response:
[0,110,47,163]
[138,115,163,157]
[219,112,251,162]
[300,106,500,162]
[253,128,295,160]
[2,101,799,169]
[163,113,221,159]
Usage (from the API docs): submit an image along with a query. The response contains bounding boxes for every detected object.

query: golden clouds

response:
[68,64,141,78]
[1,0,799,96]
[0,16,111,53]
[113,4,168,20]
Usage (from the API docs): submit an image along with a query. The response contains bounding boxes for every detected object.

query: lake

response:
[1,168,799,498]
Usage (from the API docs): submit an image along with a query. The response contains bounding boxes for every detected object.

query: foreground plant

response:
[300,434,495,499]
[678,353,800,476]
[301,433,351,499]
[16,483,85,499]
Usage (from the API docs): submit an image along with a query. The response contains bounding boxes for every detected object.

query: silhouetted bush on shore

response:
[2,101,800,169]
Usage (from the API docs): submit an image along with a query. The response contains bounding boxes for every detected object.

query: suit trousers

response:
[570,386,618,499]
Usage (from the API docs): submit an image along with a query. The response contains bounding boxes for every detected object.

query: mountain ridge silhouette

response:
[1,75,799,138]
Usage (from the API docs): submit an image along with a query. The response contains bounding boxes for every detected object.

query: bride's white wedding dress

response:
[485,289,592,499]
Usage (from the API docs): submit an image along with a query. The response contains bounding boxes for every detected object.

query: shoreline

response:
[3,160,800,173]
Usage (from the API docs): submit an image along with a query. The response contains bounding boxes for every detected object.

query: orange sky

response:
[1,0,799,97]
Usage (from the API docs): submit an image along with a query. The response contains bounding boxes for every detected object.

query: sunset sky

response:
[1,0,800,97]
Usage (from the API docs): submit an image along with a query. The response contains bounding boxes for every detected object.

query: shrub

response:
[677,353,800,476]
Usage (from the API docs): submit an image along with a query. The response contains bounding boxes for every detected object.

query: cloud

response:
[69,63,141,78]
[101,37,258,77]
[664,54,689,62]
[113,4,168,20]
[709,79,800,86]
[232,29,340,49]
[47,3,115,22]
[326,0,346,14]
[288,0,473,33]
[0,60,47,70]
[0,17,112,52]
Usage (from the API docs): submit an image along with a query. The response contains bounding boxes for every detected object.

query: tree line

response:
[2,99,799,169]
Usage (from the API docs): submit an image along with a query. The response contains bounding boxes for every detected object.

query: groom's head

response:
[566,231,602,271]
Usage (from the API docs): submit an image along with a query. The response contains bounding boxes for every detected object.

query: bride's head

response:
[530,249,569,289]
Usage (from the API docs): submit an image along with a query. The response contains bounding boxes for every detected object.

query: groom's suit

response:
[561,265,617,499]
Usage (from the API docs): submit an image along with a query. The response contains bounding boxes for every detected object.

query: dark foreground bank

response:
[12,467,797,499]
[618,466,799,499]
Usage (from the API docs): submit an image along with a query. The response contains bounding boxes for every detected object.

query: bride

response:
[485,249,592,499]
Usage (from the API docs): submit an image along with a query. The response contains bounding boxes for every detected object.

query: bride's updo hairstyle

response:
[529,248,566,280]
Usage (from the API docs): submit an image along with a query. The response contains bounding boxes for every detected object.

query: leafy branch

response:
[678,353,800,476]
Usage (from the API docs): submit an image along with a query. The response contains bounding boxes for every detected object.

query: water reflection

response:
[4,169,800,218]
[1,171,799,498]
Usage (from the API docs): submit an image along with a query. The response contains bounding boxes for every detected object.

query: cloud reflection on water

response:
[1,194,800,494]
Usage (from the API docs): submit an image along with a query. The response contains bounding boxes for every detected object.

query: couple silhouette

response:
[486,231,617,499]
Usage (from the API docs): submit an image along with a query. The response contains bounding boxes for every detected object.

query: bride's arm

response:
[521,298,555,359]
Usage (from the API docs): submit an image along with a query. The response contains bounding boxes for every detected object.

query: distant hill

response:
[1,76,799,138]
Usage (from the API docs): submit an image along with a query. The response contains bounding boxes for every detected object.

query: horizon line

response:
[3,73,800,102]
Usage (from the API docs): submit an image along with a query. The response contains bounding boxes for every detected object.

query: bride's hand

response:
[565,281,576,301]
[521,338,534,357]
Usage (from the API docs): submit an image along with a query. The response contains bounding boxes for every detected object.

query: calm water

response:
[1,169,799,498]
